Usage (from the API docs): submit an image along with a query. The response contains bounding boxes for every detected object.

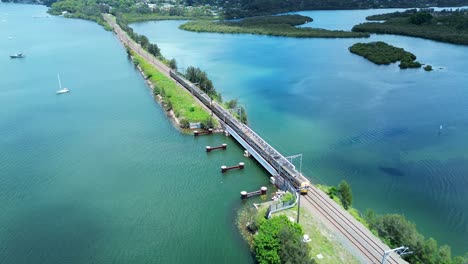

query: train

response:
[169,70,311,194]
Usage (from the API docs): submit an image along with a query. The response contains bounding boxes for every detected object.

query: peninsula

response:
[180,15,369,38]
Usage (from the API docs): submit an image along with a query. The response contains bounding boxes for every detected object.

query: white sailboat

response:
[56,74,70,94]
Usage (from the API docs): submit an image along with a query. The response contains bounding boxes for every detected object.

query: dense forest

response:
[353,9,468,45]
[207,0,468,18]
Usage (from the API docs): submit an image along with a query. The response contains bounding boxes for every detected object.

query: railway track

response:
[303,187,405,264]
[105,14,407,264]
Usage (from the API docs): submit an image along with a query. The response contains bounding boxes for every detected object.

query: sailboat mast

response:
[57,74,62,89]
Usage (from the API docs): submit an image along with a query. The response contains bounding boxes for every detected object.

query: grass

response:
[132,54,212,123]
[280,208,360,264]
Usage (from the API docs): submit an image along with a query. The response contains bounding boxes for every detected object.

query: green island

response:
[180,15,369,38]
[349,41,424,69]
[352,9,468,45]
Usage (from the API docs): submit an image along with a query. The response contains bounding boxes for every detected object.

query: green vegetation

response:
[180,15,369,38]
[184,66,221,101]
[424,64,433,71]
[131,53,213,127]
[364,211,468,264]
[48,0,112,30]
[353,9,468,45]
[318,183,468,264]
[223,99,248,124]
[47,0,217,30]
[253,215,314,264]
[281,192,294,203]
[349,41,422,69]
[114,14,248,128]
[238,202,359,263]
[324,181,354,211]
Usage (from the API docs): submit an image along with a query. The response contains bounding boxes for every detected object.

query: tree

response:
[169,58,178,70]
[254,215,304,264]
[437,245,452,264]
[139,35,150,48]
[278,227,315,264]
[338,180,352,210]
[409,12,433,25]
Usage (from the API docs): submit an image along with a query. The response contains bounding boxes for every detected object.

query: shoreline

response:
[104,13,224,133]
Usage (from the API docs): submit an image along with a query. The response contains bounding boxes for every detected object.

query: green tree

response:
[338,180,352,210]
[169,58,178,70]
[278,227,315,264]
[438,245,452,264]
[409,12,433,25]
[254,215,304,264]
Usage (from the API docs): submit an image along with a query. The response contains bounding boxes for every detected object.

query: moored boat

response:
[10,53,24,59]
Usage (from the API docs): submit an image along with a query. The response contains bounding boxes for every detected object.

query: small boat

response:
[56,74,70,94]
[10,53,24,59]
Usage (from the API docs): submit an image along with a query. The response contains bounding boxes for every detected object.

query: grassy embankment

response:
[180,15,370,38]
[316,184,468,264]
[352,10,468,45]
[349,41,424,69]
[131,52,213,127]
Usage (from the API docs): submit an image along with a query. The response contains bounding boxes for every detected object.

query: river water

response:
[131,9,468,254]
[0,3,273,263]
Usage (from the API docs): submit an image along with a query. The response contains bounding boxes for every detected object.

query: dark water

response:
[132,9,468,254]
[0,3,273,263]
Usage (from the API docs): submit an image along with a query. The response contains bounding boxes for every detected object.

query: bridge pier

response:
[241,186,267,199]
[194,128,213,136]
[206,144,227,152]
[221,162,245,173]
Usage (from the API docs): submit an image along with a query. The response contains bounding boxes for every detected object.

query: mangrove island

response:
[349,41,424,69]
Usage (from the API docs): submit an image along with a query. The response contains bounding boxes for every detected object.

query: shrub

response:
[281,192,294,203]
[338,180,352,210]
[179,118,189,129]
[253,215,314,264]
[153,84,161,95]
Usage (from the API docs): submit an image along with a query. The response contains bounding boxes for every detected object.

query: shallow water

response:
[132,9,468,254]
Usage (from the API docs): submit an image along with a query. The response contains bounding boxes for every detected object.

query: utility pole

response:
[297,187,301,224]
[382,246,412,264]
[285,154,303,176]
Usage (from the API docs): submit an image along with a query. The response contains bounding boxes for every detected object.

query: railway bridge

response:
[104,14,408,264]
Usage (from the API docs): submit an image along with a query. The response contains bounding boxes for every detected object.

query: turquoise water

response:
[0,3,272,263]
[131,10,468,254]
